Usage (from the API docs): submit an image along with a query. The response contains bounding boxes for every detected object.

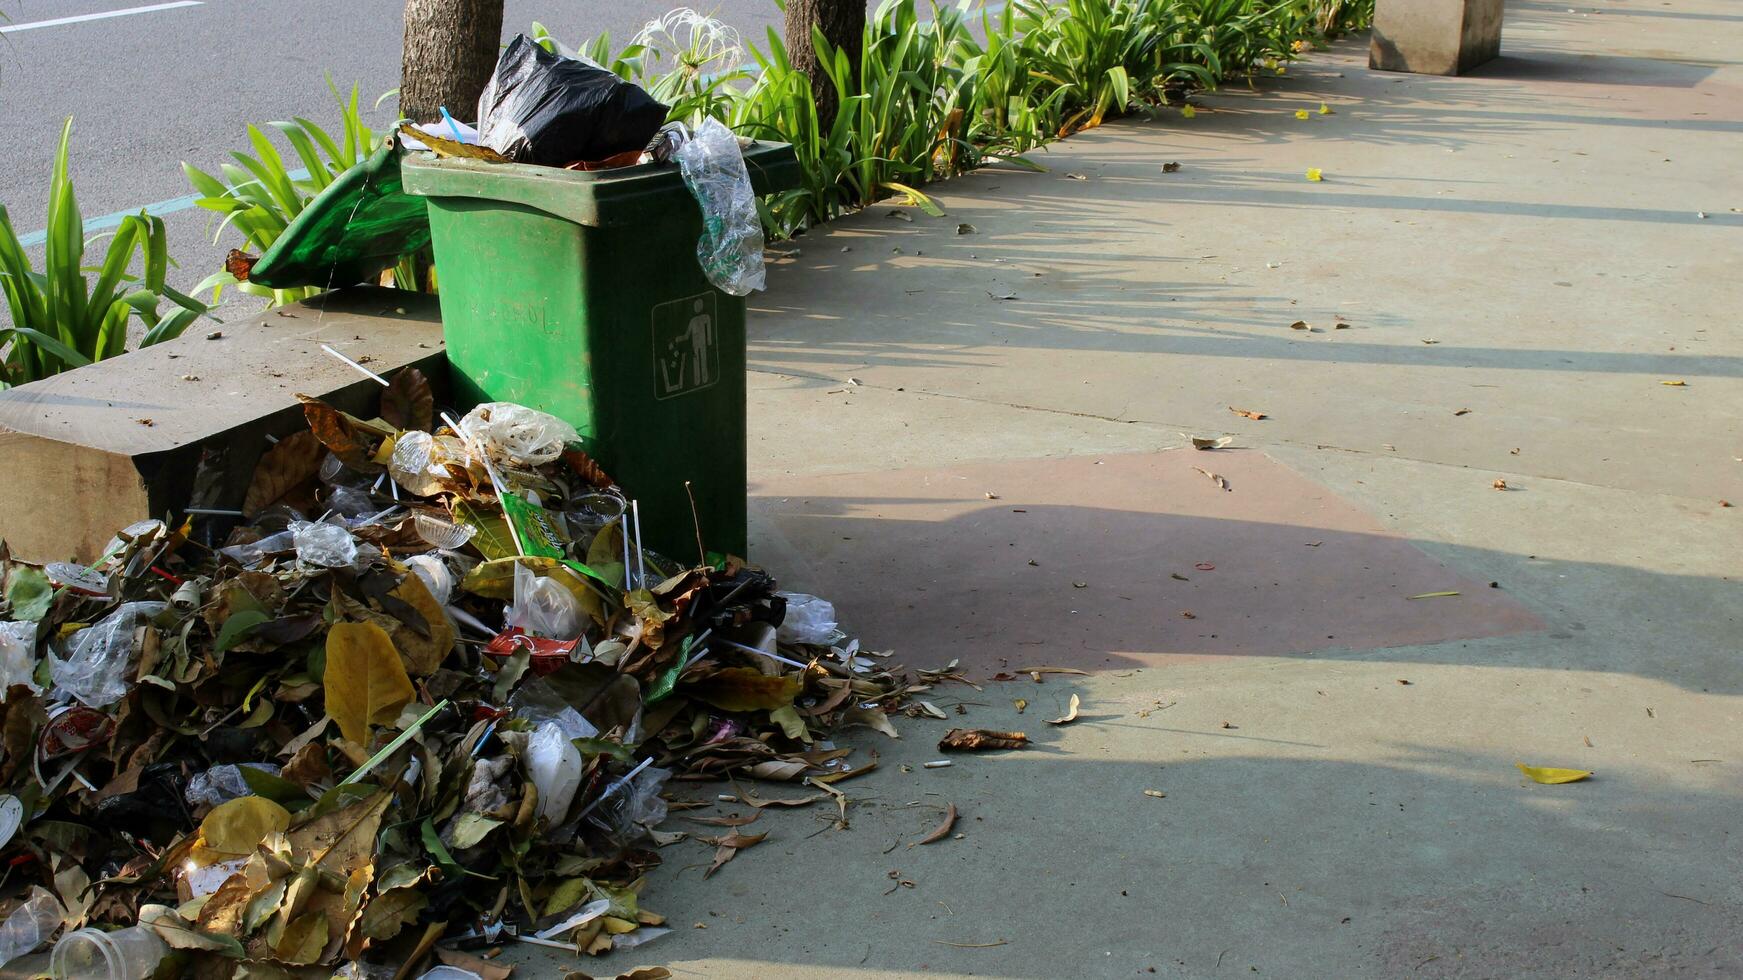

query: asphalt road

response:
[0,0,820,323]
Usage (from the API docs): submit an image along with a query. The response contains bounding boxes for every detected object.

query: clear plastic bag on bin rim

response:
[460,403,577,468]
[676,117,766,297]
[49,602,166,708]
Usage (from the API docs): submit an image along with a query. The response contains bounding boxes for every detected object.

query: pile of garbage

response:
[0,369,907,977]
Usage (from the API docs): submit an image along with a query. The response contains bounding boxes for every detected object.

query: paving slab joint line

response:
[750,364,1195,431]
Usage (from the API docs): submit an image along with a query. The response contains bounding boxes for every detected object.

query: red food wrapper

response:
[485,628,583,676]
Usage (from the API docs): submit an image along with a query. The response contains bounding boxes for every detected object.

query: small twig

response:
[932,939,1007,948]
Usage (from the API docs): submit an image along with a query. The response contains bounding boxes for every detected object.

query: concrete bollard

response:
[1369,0,1504,76]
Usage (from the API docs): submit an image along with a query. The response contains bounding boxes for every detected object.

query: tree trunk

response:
[783,0,865,133]
[401,0,505,125]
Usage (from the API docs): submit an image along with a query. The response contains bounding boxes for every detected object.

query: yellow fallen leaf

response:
[1181,105,1196,119]
[324,622,416,745]
[1294,109,1310,120]
[1517,763,1591,784]
[1047,694,1083,726]
[1305,168,1324,182]
[195,796,291,864]
[1407,591,1460,600]
[1318,103,1333,115]
[1660,380,1687,386]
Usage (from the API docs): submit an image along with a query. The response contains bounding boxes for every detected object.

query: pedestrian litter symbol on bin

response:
[653,293,719,399]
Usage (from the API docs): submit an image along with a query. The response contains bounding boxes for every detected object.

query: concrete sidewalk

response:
[516,1,1741,976]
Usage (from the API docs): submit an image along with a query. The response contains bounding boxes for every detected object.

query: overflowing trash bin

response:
[402,138,799,561]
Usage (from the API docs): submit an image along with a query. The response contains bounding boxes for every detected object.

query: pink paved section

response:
[752,449,1545,672]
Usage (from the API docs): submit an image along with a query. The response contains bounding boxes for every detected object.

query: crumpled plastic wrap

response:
[676,117,766,296]
[777,592,842,646]
[0,622,41,694]
[50,602,166,708]
[505,563,584,639]
[526,722,584,825]
[290,521,358,568]
[585,763,670,847]
[185,763,284,808]
[460,403,577,468]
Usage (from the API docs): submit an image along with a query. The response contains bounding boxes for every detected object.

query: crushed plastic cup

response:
[585,762,669,846]
[404,553,457,606]
[776,592,841,646]
[48,925,167,980]
[459,403,577,468]
[49,602,166,708]
[0,621,42,694]
[289,521,358,568]
[43,563,108,597]
[412,511,476,551]
[389,431,471,496]
[0,886,63,966]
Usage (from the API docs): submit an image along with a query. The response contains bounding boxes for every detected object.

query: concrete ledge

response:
[0,287,445,562]
[1370,0,1503,75]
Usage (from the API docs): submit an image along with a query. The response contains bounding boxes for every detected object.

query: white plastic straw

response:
[442,411,527,557]
[715,637,811,671]
[576,756,655,821]
[183,507,244,516]
[631,500,646,586]
[320,344,390,386]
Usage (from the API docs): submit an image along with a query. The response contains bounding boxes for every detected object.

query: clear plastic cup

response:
[49,925,167,980]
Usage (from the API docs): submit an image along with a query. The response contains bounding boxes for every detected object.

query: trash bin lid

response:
[248,139,431,291]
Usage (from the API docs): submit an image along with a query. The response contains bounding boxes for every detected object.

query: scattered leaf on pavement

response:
[1517,763,1592,784]
[1046,695,1082,726]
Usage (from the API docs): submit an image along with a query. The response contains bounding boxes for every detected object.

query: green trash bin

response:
[401,144,800,561]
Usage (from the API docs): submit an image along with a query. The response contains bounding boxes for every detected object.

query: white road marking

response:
[0,1,203,35]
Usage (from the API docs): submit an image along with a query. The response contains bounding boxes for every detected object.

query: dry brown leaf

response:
[1012,698,1027,713]
[1185,434,1233,450]
[1289,320,1310,330]
[379,368,434,432]
[1013,667,1088,677]
[938,729,1029,752]
[918,803,958,845]
[1492,479,1509,491]
[1193,466,1231,491]
[1454,408,1472,416]
[1228,407,1266,420]
[685,668,801,712]
[297,396,390,470]
[839,705,899,739]
[323,622,415,746]
[1047,694,1082,726]
[243,430,324,518]
[734,788,824,809]
[701,830,767,879]
[1143,789,1166,798]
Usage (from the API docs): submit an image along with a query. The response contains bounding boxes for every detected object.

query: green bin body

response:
[402,145,799,560]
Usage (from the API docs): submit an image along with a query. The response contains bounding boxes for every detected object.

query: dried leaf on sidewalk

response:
[1046,694,1082,726]
[939,729,1029,752]
[1406,591,1460,600]
[1185,434,1233,450]
[1516,763,1592,784]
[1660,380,1687,386]
[919,804,958,844]
[1193,466,1231,491]
[1163,161,1182,173]
[1493,479,1509,491]
[1013,698,1028,713]
[701,830,768,878]
[1289,320,1310,330]
[1229,407,1266,420]
[1016,666,1089,683]
[1143,789,1166,799]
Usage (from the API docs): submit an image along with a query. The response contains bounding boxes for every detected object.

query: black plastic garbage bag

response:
[478,34,670,166]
